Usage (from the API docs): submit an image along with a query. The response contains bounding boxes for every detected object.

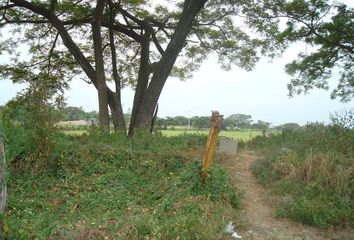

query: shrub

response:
[0,84,64,173]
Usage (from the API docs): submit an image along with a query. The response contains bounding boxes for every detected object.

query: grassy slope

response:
[6,132,240,239]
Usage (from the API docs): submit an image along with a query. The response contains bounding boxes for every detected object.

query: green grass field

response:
[161,129,271,141]
[62,130,87,135]
[62,128,276,141]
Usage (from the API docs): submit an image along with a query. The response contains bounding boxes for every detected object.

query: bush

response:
[0,85,64,173]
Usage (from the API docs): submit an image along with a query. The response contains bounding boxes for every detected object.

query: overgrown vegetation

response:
[1,80,65,173]
[0,81,243,239]
[2,125,240,239]
[249,117,354,227]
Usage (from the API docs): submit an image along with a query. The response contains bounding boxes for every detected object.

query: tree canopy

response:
[251,120,271,130]
[61,106,98,121]
[224,114,253,129]
[244,0,353,102]
[275,122,301,131]
[0,0,352,135]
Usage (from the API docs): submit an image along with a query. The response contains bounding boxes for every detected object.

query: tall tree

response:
[251,120,271,130]
[192,116,211,129]
[275,122,301,131]
[1,0,351,135]
[0,0,277,135]
[92,0,110,131]
[225,114,253,129]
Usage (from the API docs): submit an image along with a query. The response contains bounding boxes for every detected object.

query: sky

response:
[0,2,353,126]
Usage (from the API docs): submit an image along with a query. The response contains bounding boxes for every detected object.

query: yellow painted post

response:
[200,111,223,180]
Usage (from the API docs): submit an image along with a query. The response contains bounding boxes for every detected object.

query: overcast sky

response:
[0,2,353,126]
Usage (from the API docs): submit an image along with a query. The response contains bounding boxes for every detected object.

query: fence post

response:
[200,111,223,180]
[0,135,7,236]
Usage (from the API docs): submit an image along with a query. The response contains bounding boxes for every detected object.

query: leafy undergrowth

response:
[5,131,240,239]
[249,123,354,228]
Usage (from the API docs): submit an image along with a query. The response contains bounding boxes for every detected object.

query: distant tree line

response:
[1,104,302,131]
[61,106,98,121]
[156,113,301,131]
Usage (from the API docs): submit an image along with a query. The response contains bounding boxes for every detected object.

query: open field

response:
[161,129,277,141]
[62,128,276,141]
[62,130,87,135]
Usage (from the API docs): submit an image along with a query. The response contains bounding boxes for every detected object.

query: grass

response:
[161,129,270,141]
[249,123,354,227]
[62,128,274,141]
[62,130,86,136]
[4,131,241,239]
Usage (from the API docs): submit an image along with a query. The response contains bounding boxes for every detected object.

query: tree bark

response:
[109,91,126,132]
[128,25,152,136]
[150,103,158,133]
[108,1,126,132]
[92,0,109,131]
[132,0,208,130]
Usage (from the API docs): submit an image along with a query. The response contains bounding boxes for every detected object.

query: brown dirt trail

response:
[220,151,354,240]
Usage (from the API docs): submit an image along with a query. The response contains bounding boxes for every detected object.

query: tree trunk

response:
[92,0,110,131]
[108,2,126,133]
[150,104,158,133]
[132,0,208,130]
[128,27,152,137]
[109,91,126,132]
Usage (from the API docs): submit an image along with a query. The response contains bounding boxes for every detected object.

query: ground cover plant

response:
[3,129,241,239]
[249,122,354,227]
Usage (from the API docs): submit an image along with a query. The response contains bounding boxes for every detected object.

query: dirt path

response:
[220,151,354,240]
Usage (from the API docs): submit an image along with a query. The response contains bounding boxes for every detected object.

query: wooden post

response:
[200,111,223,180]
[0,135,7,236]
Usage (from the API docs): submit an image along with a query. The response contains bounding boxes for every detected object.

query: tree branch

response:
[151,30,164,55]
[10,0,98,83]
[47,31,59,75]
[107,0,122,90]
[2,4,142,43]
[194,10,234,26]
[0,2,14,11]
[116,3,144,27]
